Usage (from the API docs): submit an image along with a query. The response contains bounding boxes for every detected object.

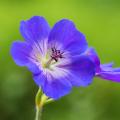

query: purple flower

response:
[11,16,95,99]
[85,48,120,82]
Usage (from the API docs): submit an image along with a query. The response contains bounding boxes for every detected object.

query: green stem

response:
[35,106,42,120]
[35,89,48,120]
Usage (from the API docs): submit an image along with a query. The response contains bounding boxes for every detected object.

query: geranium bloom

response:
[86,48,120,82]
[11,16,95,99]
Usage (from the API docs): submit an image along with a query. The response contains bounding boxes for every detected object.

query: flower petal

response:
[101,62,114,68]
[33,54,95,99]
[20,16,50,44]
[98,71,120,82]
[85,47,100,67]
[11,41,32,66]
[11,41,40,74]
[100,63,114,71]
[57,55,96,86]
[48,19,88,56]
[33,71,72,100]
[97,63,120,82]
[85,48,120,82]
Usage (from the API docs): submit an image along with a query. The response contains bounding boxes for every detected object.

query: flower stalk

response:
[35,106,42,120]
[35,88,54,120]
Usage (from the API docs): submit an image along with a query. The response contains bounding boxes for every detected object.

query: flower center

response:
[51,47,64,62]
[44,47,64,68]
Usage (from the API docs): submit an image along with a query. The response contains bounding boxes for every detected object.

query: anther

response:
[51,47,64,62]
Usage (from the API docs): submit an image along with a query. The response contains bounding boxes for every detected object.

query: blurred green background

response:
[0,0,120,120]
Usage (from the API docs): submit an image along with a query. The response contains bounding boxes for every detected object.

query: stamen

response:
[51,47,64,62]
[43,47,64,68]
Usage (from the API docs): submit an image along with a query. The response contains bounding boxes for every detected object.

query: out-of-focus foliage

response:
[0,0,120,120]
